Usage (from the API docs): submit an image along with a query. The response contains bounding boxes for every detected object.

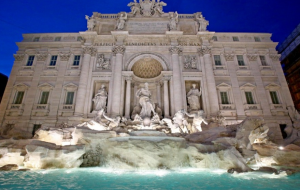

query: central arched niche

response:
[131,57,163,78]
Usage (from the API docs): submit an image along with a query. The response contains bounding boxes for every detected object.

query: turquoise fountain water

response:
[1,168,300,190]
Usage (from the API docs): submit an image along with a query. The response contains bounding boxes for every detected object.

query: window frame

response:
[237,55,245,66]
[213,55,222,66]
[254,37,261,42]
[259,55,267,66]
[13,91,25,104]
[26,55,35,66]
[49,55,58,66]
[39,91,50,104]
[233,36,239,41]
[73,55,81,66]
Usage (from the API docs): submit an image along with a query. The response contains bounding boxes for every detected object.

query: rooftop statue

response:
[85,15,95,31]
[187,84,201,111]
[196,13,209,31]
[128,0,167,17]
[168,12,178,31]
[136,83,156,119]
[116,13,128,30]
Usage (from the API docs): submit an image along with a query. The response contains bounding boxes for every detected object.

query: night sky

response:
[0,0,299,77]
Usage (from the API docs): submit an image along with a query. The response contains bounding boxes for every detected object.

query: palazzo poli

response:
[0,0,296,142]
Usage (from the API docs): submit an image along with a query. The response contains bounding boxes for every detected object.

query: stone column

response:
[124,76,132,118]
[169,46,184,112]
[162,76,171,118]
[111,45,125,116]
[198,46,219,115]
[74,47,96,116]
[156,82,161,107]
[107,55,116,114]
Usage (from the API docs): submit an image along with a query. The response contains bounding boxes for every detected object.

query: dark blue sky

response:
[0,0,299,77]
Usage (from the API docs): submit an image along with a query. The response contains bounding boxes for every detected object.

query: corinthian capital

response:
[13,54,25,62]
[112,45,126,55]
[198,46,211,56]
[269,54,281,62]
[169,46,183,55]
[83,46,97,56]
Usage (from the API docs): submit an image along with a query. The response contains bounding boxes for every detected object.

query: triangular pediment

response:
[38,82,54,89]
[265,83,281,90]
[13,83,30,90]
[240,83,256,89]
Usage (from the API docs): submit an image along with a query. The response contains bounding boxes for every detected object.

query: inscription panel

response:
[127,21,169,34]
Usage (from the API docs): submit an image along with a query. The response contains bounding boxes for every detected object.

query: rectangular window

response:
[245,92,254,104]
[55,37,61,41]
[66,92,74,105]
[237,55,245,66]
[39,91,49,104]
[233,36,239,41]
[254,37,261,42]
[77,36,82,41]
[13,91,25,104]
[26,56,35,66]
[220,92,229,104]
[49,55,58,66]
[259,56,267,66]
[270,91,280,104]
[212,36,218,41]
[214,55,222,65]
[73,55,80,66]
[33,37,40,42]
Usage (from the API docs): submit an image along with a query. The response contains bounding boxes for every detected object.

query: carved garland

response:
[59,54,71,61]
[224,54,235,61]
[269,54,281,61]
[13,54,25,62]
[247,55,258,61]
[36,53,48,61]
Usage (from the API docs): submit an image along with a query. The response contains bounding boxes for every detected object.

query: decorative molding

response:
[247,54,258,61]
[83,47,97,56]
[124,76,132,81]
[36,53,48,61]
[224,54,235,61]
[198,46,211,56]
[269,54,281,62]
[59,53,71,61]
[13,54,25,62]
[162,75,171,81]
[112,45,126,55]
[169,46,183,55]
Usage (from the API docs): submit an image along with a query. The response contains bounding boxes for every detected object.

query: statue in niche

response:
[187,84,201,111]
[196,13,209,31]
[116,13,128,30]
[96,54,110,70]
[154,0,167,15]
[92,85,108,111]
[168,12,178,31]
[128,0,141,15]
[184,55,197,69]
[136,83,156,118]
[185,110,208,133]
[85,15,95,31]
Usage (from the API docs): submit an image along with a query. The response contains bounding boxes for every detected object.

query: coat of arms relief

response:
[128,0,167,17]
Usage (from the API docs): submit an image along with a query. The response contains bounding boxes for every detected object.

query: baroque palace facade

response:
[0,0,295,141]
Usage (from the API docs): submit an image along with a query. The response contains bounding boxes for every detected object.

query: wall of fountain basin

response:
[1,118,300,175]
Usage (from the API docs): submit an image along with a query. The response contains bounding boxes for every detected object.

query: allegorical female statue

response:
[187,84,201,111]
[136,83,156,118]
[93,85,108,111]
[116,13,128,30]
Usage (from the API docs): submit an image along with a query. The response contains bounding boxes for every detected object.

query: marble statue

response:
[287,106,300,121]
[196,13,209,31]
[187,84,201,111]
[85,15,95,31]
[103,113,121,129]
[92,85,108,111]
[136,83,156,118]
[96,54,110,70]
[169,12,178,31]
[154,0,167,15]
[162,110,189,133]
[185,110,208,132]
[116,13,127,30]
[128,0,140,15]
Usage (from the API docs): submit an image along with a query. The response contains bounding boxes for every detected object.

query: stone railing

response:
[63,105,74,110]
[220,104,235,110]
[244,104,261,110]
[34,104,49,110]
